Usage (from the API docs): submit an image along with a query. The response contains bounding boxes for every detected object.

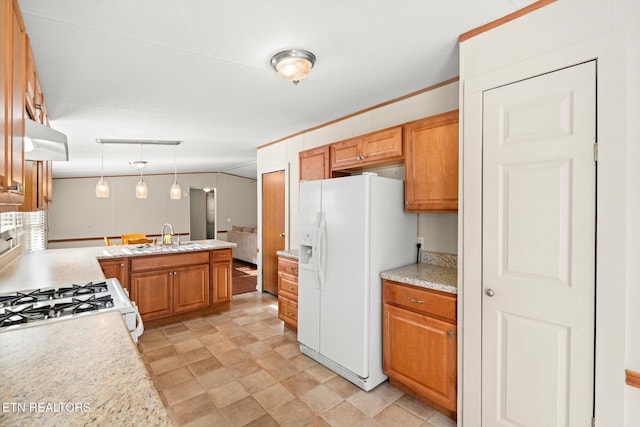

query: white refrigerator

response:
[298,174,417,391]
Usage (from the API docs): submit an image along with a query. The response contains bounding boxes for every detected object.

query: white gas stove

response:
[0,279,143,342]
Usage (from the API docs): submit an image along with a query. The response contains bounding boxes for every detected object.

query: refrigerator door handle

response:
[317,213,327,290]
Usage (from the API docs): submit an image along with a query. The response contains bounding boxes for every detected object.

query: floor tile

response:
[254,382,295,410]
[154,366,194,390]
[269,398,315,427]
[162,378,206,406]
[168,393,218,425]
[299,384,343,413]
[220,396,267,427]
[137,292,452,427]
[373,403,423,427]
[208,380,250,408]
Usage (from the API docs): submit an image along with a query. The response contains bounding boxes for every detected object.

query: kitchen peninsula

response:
[0,239,236,426]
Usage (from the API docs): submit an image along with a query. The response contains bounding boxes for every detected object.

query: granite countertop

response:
[0,239,236,294]
[381,263,458,294]
[276,248,299,260]
[0,311,171,426]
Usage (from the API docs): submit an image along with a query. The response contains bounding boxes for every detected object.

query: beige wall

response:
[256,80,460,289]
[48,172,256,248]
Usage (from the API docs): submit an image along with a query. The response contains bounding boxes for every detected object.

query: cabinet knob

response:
[120,263,125,267]
[448,330,455,337]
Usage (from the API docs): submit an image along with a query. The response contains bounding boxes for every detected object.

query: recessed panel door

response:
[482,61,596,427]
[262,170,285,295]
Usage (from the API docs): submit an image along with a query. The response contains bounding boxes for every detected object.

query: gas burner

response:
[52,295,114,317]
[0,305,53,328]
[55,282,108,299]
[0,289,55,308]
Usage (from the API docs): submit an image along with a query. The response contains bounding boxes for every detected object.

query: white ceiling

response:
[19,0,536,179]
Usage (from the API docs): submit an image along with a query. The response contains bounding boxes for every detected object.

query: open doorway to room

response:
[189,187,217,240]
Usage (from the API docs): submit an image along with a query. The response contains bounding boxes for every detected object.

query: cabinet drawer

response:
[212,248,232,262]
[278,296,298,326]
[278,272,298,299]
[130,251,210,272]
[383,280,456,322]
[278,257,298,277]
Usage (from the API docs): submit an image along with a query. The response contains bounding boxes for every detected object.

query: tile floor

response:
[137,291,457,427]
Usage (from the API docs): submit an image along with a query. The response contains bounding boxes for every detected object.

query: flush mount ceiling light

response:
[270,49,316,85]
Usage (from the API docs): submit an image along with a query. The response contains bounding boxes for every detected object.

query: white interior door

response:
[482,61,596,427]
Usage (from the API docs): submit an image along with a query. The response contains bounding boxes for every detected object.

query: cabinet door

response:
[0,1,8,198]
[130,270,173,320]
[299,146,330,181]
[212,261,231,304]
[361,126,402,164]
[404,111,458,212]
[383,303,457,411]
[174,264,210,313]
[40,160,52,208]
[329,137,362,170]
[8,2,24,202]
[98,258,129,291]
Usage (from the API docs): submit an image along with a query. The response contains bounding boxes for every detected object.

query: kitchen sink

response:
[122,242,210,255]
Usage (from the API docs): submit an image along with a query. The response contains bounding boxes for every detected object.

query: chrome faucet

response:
[161,223,174,245]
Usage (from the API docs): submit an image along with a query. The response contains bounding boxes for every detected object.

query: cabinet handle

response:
[287,311,296,317]
[407,296,426,304]
[448,330,455,337]
[120,264,125,267]
[288,286,296,291]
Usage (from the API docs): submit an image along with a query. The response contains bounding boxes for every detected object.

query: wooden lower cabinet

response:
[212,259,232,304]
[131,270,173,320]
[277,255,298,331]
[174,264,210,313]
[127,249,231,322]
[98,257,129,291]
[382,279,457,418]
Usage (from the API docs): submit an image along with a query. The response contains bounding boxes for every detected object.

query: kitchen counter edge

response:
[276,249,299,260]
[381,263,457,294]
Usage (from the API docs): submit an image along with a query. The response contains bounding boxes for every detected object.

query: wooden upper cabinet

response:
[404,110,459,212]
[330,126,402,172]
[20,160,52,211]
[0,0,25,207]
[299,145,330,181]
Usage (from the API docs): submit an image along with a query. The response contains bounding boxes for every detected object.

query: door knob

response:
[485,288,495,297]
[279,233,285,237]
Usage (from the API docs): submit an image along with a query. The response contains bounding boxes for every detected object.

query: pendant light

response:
[95,142,109,198]
[169,145,181,200]
[134,144,148,199]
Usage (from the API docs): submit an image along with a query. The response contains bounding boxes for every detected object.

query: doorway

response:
[481,61,596,426]
[261,170,285,295]
[189,187,217,240]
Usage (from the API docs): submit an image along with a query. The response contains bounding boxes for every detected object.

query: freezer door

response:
[298,180,322,352]
[319,176,370,378]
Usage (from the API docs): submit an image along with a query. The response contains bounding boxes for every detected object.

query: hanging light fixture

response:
[95,142,109,198]
[270,49,316,85]
[134,144,148,199]
[169,145,182,200]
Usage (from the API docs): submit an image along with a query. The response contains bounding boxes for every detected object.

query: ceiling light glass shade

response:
[170,182,182,200]
[95,179,110,198]
[271,49,316,84]
[136,178,148,199]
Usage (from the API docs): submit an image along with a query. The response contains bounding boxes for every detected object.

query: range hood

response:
[24,118,69,161]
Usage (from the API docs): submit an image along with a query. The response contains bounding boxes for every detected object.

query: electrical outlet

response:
[416,237,424,245]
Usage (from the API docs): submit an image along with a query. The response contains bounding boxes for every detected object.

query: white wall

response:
[48,172,256,248]
[459,1,639,425]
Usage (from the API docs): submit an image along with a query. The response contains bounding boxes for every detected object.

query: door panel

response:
[320,176,368,377]
[261,170,285,295]
[482,61,596,427]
